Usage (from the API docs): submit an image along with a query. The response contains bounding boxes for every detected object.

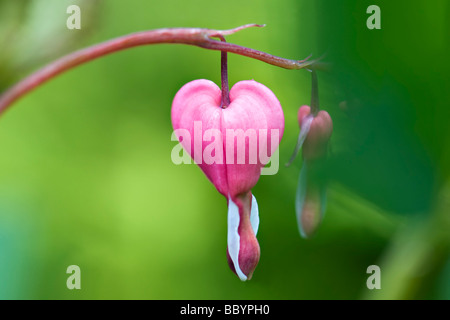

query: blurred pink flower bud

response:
[172,79,284,280]
[289,105,332,238]
[296,163,327,238]
[297,105,333,161]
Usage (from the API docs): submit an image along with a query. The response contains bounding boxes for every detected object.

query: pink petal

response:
[171,79,284,198]
[171,79,228,196]
[224,80,284,198]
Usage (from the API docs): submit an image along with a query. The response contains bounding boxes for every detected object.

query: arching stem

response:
[0,24,323,116]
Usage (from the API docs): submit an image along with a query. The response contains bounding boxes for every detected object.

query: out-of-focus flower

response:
[289,105,332,238]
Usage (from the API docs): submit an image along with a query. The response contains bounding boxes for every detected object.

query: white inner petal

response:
[227,197,247,281]
[285,114,314,167]
[298,115,314,148]
[250,194,260,236]
[295,163,308,238]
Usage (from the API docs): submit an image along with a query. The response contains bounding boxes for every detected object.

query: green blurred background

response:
[0,0,449,299]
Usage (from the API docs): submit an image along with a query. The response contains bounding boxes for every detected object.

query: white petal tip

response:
[238,274,248,281]
[250,194,260,236]
[227,197,247,281]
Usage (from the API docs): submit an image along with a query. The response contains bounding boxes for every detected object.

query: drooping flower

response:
[286,68,333,239]
[295,105,332,238]
[171,79,284,280]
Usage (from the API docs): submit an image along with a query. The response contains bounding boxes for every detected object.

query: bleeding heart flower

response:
[297,106,333,162]
[290,105,333,238]
[172,79,284,280]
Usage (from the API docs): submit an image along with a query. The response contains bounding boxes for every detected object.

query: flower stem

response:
[0,24,322,116]
[217,35,230,108]
[310,69,320,115]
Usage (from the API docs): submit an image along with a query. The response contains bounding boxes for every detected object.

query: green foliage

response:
[0,0,448,299]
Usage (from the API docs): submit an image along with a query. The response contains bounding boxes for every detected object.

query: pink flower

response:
[172,79,284,280]
[294,105,333,238]
[297,106,333,162]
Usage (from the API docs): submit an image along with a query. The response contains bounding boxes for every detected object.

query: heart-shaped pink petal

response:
[171,79,284,198]
[171,78,284,280]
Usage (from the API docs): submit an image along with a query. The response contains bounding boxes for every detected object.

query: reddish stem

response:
[0,24,320,116]
[310,69,320,115]
[217,35,230,108]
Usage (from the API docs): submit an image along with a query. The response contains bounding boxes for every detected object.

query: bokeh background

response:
[0,0,449,299]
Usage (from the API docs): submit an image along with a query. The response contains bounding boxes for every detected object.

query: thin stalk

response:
[217,35,230,108]
[310,69,320,115]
